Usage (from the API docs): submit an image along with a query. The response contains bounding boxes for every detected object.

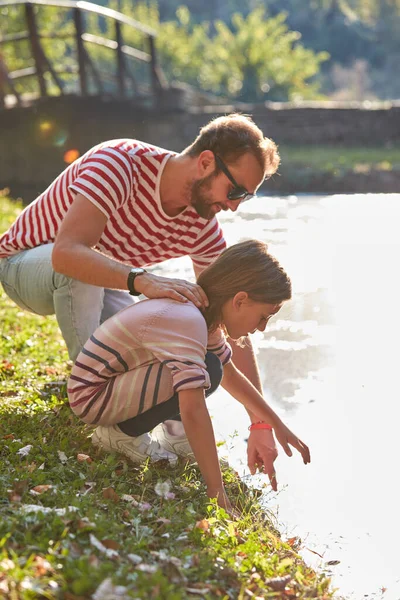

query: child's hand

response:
[274,422,311,465]
[208,487,241,519]
[247,428,278,490]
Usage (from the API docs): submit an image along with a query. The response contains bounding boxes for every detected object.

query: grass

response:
[0,195,334,599]
[279,145,400,173]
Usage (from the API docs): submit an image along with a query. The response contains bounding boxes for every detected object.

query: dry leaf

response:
[33,556,53,576]
[195,519,210,531]
[31,485,53,495]
[265,575,292,591]
[92,578,127,599]
[156,518,171,525]
[186,586,211,596]
[8,479,29,502]
[17,444,33,456]
[101,539,121,551]
[89,534,119,559]
[3,434,14,440]
[77,453,93,464]
[102,487,120,502]
[76,519,95,530]
[305,546,324,559]
[127,553,142,565]
[57,451,68,464]
[286,536,301,547]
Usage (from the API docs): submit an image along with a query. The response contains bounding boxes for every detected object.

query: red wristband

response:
[249,421,273,431]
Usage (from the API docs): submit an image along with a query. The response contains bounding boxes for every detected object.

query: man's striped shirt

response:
[0,139,226,270]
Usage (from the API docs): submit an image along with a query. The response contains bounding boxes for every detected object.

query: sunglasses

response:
[214,154,254,203]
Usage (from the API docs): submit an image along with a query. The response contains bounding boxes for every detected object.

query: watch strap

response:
[127,269,146,296]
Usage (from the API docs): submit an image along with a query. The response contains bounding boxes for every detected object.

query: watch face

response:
[131,268,144,274]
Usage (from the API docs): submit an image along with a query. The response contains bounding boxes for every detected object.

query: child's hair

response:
[197,239,291,332]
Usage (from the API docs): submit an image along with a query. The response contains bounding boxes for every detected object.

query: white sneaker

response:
[152,423,230,468]
[92,425,177,464]
[152,423,195,459]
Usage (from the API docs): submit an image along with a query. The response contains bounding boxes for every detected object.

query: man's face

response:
[190,152,264,220]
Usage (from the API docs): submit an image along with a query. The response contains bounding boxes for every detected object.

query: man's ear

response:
[232,291,249,310]
[197,150,215,176]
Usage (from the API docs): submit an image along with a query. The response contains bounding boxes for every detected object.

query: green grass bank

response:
[0,196,334,599]
[266,146,400,194]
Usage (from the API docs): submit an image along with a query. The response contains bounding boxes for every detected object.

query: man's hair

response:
[183,113,280,178]
[197,239,291,332]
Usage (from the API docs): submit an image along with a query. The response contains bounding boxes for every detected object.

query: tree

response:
[1,1,328,102]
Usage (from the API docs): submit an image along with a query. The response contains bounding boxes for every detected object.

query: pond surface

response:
[152,193,400,600]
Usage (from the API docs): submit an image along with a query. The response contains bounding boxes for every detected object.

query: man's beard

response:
[190,172,217,220]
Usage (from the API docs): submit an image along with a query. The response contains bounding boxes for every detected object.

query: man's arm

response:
[52,193,208,307]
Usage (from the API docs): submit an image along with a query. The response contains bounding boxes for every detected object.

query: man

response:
[0,113,282,489]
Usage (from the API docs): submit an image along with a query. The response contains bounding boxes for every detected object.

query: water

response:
[152,193,400,600]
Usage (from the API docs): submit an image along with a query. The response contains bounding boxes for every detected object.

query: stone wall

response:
[1,95,399,202]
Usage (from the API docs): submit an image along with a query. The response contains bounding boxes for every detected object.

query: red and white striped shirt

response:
[0,139,226,270]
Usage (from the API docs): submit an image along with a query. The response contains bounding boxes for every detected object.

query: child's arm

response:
[222,361,311,465]
[179,388,231,511]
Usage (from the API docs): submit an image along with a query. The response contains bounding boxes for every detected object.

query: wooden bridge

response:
[0,0,169,108]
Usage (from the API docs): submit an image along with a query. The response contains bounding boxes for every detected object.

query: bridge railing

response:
[0,0,168,108]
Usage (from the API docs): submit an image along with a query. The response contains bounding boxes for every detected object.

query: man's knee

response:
[205,352,223,396]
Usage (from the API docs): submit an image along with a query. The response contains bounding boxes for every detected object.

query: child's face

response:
[221,296,283,340]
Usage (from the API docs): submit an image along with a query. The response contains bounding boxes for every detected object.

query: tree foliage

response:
[1,0,399,101]
[0,1,327,102]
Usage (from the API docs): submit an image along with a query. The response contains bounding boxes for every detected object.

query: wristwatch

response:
[127,267,147,296]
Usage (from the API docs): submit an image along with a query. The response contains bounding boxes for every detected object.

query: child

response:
[67,240,310,513]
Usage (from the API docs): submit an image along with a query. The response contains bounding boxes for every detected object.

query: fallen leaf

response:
[195,519,210,531]
[88,554,100,568]
[33,556,53,576]
[31,485,53,495]
[18,504,78,516]
[265,575,292,591]
[57,451,68,464]
[101,539,121,551]
[127,553,142,565]
[92,578,128,599]
[8,479,29,502]
[102,487,120,502]
[89,534,119,559]
[156,518,171,525]
[76,518,95,530]
[77,453,92,464]
[155,480,171,498]
[305,546,324,559]
[3,434,14,440]
[136,564,157,573]
[286,536,301,547]
[186,587,211,596]
[17,444,33,456]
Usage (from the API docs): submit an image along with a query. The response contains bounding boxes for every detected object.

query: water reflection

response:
[151,194,400,600]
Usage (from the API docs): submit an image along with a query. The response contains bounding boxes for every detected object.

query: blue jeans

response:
[0,244,134,361]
